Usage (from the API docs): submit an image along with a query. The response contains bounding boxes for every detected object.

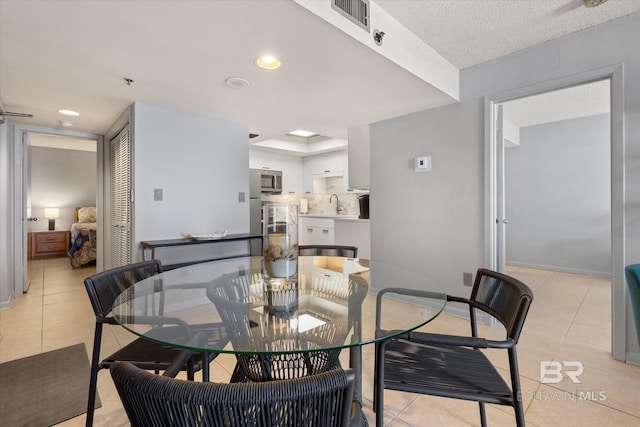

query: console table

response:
[141,233,263,270]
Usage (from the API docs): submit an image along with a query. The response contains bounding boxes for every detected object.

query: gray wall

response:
[28,146,97,231]
[371,13,640,359]
[505,114,611,276]
[132,103,250,260]
[0,119,11,308]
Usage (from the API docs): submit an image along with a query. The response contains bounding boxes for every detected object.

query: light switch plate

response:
[239,192,245,202]
[415,156,432,172]
[154,188,163,201]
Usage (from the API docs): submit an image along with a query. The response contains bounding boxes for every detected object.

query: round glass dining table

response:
[112,255,446,426]
[112,256,446,354]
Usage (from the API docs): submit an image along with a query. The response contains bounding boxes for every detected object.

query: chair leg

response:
[373,344,378,412]
[514,401,526,427]
[479,402,487,427]
[187,358,195,381]
[86,323,103,427]
[374,341,386,427]
[202,353,210,382]
[508,348,526,427]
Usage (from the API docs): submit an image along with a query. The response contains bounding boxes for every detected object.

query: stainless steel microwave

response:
[251,169,282,194]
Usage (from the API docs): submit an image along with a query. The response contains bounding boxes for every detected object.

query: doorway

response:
[25,133,98,290]
[501,80,611,277]
[484,65,625,361]
[11,124,104,298]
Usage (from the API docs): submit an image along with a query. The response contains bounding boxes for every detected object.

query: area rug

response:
[0,343,101,426]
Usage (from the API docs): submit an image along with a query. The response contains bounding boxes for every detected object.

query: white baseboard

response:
[625,351,640,367]
[507,261,611,278]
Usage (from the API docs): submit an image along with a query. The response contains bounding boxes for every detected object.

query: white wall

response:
[132,103,249,258]
[505,114,611,276]
[0,119,12,308]
[371,13,640,358]
[28,146,96,231]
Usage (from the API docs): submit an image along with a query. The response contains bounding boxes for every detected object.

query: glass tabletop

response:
[112,256,447,354]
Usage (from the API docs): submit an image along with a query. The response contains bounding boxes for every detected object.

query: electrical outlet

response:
[463,272,473,287]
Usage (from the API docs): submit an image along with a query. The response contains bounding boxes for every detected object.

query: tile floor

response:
[1,259,639,426]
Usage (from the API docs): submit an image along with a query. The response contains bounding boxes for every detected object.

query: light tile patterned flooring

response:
[1,259,639,426]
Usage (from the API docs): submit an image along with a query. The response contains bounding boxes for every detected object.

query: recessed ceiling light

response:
[58,109,79,116]
[224,76,250,89]
[288,129,319,138]
[256,55,281,70]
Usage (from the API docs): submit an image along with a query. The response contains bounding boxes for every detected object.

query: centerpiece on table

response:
[263,204,298,312]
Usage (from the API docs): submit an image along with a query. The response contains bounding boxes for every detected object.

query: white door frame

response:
[484,64,626,361]
[11,124,105,297]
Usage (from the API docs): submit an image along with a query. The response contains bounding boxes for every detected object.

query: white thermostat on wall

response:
[415,156,432,172]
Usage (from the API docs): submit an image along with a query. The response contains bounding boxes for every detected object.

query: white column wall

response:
[132,103,249,259]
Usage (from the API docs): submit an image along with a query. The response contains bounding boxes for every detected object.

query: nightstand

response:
[30,229,70,259]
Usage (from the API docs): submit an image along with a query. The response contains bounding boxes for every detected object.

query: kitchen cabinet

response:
[249,150,303,194]
[280,156,303,194]
[299,217,334,245]
[348,125,370,189]
[249,150,282,171]
[303,151,348,193]
[334,219,370,259]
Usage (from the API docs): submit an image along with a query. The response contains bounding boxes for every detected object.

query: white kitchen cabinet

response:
[303,151,348,193]
[249,150,282,171]
[299,217,334,245]
[334,219,370,259]
[280,155,303,194]
[348,125,370,189]
[250,150,303,194]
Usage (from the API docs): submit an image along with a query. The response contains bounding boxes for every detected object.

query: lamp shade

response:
[44,208,59,219]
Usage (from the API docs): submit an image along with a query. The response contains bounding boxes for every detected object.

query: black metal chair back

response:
[374,268,533,427]
[84,259,163,318]
[111,361,356,427]
[470,268,533,341]
[83,260,201,426]
[298,245,358,258]
[207,272,346,382]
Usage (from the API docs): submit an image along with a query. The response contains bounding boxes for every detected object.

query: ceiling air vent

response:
[332,0,370,32]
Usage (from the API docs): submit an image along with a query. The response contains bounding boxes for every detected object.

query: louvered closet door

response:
[110,126,132,267]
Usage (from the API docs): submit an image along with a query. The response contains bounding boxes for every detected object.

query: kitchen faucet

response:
[330,193,339,214]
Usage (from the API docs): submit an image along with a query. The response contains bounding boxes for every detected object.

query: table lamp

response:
[44,208,59,230]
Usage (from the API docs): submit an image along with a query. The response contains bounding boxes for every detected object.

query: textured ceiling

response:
[1,0,638,149]
[502,79,610,128]
[377,0,640,68]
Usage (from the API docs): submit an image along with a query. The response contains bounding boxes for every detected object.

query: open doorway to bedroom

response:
[500,79,612,362]
[486,66,625,360]
[25,133,98,293]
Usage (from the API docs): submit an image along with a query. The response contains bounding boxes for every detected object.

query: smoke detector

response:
[225,77,250,89]
[584,0,608,7]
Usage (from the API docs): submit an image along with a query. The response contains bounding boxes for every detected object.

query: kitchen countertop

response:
[300,214,369,223]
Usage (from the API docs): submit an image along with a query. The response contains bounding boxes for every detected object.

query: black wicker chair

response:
[298,245,358,258]
[374,268,534,427]
[207,269,369,426]
[206,271,349,382]
[83,260,226,426]
[110,361,356,427]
